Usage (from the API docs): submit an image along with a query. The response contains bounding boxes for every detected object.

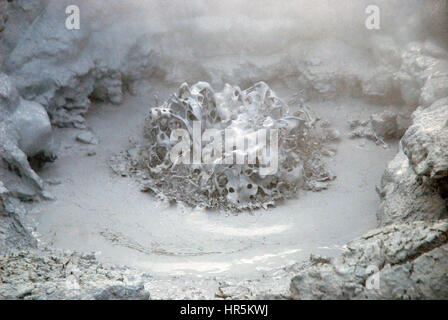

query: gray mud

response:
[3,0,446,300]
[26,86,398,282]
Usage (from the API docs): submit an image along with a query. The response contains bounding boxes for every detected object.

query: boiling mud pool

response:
[28,86,398,278]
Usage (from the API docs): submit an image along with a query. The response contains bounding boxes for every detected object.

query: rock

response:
[9,99,53,157]
[2,1,158,128]
[0,72,20,111]
[423,39,448,60]
[16,285,34,299]
[348,119,387,147]
[395,41,448,107]
[93,284,150,300]
[0,183,36,253]
[376,150,447,226]
[1,72,54,198]
[109,153,129,177]
[373,93,447,234]
[0,2,6,34]
[0,0,46,64]
[290,220,448,300]
[394,43,431,107]
[349,110,408,147]
[41,190,55,201]
[0,250,152,300]
[362,70,395,99]
[216,283,252,300]
[370,111,399,139]
[294,39,376,100]
[420,61,448,107]
[402,98,448,180]
[369,35,402,68]
[76,131,98,145]
[46,179,61,186]
[91,70,124,105]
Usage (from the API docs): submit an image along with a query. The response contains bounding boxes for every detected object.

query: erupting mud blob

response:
[113,82,335,211]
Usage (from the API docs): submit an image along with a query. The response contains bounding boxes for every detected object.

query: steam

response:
[80,0,446,53]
